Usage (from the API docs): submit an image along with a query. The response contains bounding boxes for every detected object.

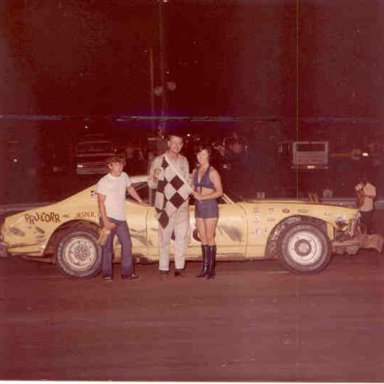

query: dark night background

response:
[0,0,383,203]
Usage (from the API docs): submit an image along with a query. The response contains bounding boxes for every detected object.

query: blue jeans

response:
[99,217,134,277]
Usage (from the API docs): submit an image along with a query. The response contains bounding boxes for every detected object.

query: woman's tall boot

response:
[196,244,209,277]
[207,245,216,280]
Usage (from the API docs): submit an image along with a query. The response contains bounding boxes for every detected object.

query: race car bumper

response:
[332,233,384,255]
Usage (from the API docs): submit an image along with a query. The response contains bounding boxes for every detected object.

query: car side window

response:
[126,183,152,205]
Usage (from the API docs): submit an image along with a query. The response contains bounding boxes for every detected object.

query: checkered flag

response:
[154,156,191,228]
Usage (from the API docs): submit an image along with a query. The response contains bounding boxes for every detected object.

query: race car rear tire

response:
[277,223,331,273]
[55,228,102,278]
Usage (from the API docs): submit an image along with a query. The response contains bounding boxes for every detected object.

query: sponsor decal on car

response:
[25,212,61,225]
[253,215,260,223]
[251,228,262,236]
[75,211,97,219]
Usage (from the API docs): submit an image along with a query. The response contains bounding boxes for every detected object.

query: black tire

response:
[277,223,331,274]
[55,228,102,278]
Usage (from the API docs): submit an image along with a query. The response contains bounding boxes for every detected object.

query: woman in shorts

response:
[192,144,223,279]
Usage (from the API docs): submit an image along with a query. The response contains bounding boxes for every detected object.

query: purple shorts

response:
[195,199,219,219]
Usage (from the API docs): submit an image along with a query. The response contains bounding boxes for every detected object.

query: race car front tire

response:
[277,223,331,273]
[55,228,102,278]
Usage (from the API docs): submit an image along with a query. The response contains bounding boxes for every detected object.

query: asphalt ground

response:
[0,247,383,382]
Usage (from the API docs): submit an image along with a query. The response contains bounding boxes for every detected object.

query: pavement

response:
[0,248,383,381]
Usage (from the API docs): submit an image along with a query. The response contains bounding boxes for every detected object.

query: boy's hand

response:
[104,220,116,230]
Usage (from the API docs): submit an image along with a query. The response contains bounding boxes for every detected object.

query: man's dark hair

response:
[166,133,184,142]
[164,126,184,141]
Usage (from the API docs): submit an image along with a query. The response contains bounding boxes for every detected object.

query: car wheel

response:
[55,228,101,278]
[277,223,331,273]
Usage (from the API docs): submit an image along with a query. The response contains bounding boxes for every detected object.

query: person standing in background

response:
[355,175,376,234]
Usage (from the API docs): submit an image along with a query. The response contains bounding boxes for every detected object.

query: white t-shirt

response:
[355,182,376,212]
[96,172,132,220]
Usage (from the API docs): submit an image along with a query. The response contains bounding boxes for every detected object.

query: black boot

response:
[207,245,216,280]
[196,245,209,277]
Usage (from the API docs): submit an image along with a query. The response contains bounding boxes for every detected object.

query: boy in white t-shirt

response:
[96,156,145,280]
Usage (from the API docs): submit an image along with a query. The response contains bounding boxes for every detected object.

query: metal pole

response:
[158,0,167,130]
[149,46,155,132]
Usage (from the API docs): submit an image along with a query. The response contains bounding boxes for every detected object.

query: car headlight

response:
[335,212,360,236]
[77,164,84,168]
[335,214,349,230]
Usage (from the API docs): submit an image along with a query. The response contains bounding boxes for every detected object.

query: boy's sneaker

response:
[121,274,140,280]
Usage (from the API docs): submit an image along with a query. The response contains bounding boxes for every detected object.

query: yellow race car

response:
[0,175,382,278]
